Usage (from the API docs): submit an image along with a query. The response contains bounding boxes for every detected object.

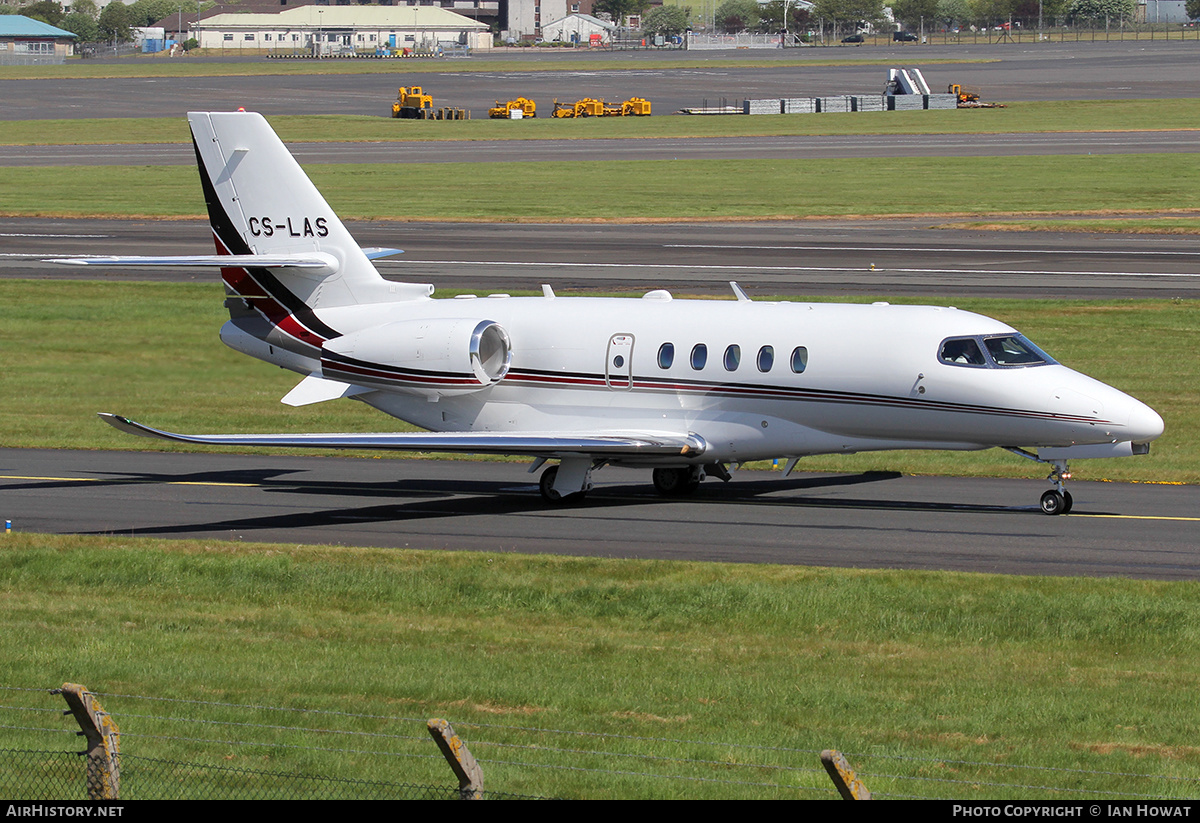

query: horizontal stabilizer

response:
[46,253,339,274]
[362,248,404,260]
[98,413,707,458]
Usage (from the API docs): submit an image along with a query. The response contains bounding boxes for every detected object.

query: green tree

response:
[98,0,133,41]
[20,0,65,26]
[757,0,812,31]
[641,4,690,35]
[1068,0,1134,18]
[890,0,940,27]
[60,10,100,41]
[1187,0,1200,19]
[937,0,972,26]
[593,0,651,26]
[714,0,759,31]
[813,0,886,27]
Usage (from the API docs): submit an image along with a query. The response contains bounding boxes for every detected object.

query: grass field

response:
[4,535,1200,799]
[4,153,1199,222]
[3,100,1199,146]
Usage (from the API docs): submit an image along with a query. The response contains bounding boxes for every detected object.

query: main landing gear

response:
[538,464,590,503]
[1007,449,1073,516]
[537,462,732,503]
[651,464,732,497]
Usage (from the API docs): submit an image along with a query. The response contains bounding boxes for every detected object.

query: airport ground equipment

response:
[489,97,537,118]
[392,86,434,119]
[552,97,651,117]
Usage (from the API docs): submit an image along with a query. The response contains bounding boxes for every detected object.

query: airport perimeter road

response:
[3,448,1196,580]
[4,130,1199,167]
[6,216,1200,299]
[2,41,1199,122]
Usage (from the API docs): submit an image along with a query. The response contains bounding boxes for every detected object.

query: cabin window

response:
[757,346,774,372]
[790,346,808,373]
[983,334,1055,367]
[939,337,987,367]
[690,344,707,370]
[723,345,740,371]
[657,343,674,369]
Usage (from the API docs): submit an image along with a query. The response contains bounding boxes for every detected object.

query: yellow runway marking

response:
[0,474,258,488]
[1072,513,1200,522]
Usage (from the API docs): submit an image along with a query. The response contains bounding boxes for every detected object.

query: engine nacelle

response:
[320,318,512,397]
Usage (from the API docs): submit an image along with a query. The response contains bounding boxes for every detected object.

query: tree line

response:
[3,0,207,44]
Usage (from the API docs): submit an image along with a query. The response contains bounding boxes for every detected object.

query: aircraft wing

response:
[98,414,707,458]
[45,249,402,270]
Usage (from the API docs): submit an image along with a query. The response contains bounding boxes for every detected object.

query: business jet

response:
[51,111,1164,515]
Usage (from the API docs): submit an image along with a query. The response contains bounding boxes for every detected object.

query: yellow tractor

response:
[392,86,434,119]
[489,97,537,119]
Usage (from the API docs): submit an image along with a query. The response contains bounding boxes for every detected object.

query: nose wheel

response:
[1004,449,1074,515]
[1040,488,1073,516]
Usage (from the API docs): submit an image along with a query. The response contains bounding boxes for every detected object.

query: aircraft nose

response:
[1127,397,1165,444]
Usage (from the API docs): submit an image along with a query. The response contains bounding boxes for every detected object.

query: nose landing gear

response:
[1006,449,1074,515]
[1039,459,1073,515]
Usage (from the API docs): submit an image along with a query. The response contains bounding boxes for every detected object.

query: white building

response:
[505,0,569,40]
[192,6,492,53]
[539,12,615,44]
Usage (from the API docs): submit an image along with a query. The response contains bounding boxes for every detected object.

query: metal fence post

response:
[55,683,120,800]
[427,718,484,799]
[820,749,872,800]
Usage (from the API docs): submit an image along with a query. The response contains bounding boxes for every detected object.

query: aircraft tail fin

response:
[188,111,425,308]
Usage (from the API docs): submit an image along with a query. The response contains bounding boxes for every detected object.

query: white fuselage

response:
[222,290,1163,467]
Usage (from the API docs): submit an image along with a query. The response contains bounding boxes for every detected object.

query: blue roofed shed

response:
[0,15,79,64]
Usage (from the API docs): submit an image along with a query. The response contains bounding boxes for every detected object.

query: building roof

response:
[0,14,79,38]
[196,6,489,30]
[542,13,616,31]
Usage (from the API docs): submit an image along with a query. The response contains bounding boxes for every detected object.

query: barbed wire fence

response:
[2,684,1197,800]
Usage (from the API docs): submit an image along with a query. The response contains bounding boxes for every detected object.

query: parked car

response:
[893,31,918,41]
[841,33,864,43]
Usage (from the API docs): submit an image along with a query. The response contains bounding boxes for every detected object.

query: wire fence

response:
[3,684,1198,800]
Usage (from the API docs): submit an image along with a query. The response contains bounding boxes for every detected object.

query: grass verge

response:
[3,101,1200,146]
[3,534,1200,799]
[3,154,1199,221]
[1,280,1193,482]
[0,53,989,81]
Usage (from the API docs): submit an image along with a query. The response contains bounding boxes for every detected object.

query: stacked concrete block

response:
[781,98,818,114]
[743,98,783,115]
[925,93,959,110]
[887,94,925,111]
[818,95,854,113]
[853,95,886,112]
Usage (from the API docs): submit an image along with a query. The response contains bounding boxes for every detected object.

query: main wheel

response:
[539,465,585,504]
[1040,489,1066,516]
[652,467,700,497]
[1061,490,1073,514]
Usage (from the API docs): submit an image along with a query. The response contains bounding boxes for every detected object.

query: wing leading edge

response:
[98,413,707,458]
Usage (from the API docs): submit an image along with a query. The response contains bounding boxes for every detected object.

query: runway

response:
[4,41,1200,123]
[3,448,1197,579]
[5,216,1200,299]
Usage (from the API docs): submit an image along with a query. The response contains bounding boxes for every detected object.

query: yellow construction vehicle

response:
[553,97,650,118]
[489,97,537,119]
[392,86,434,119]
[551,98,606,118]
[621,97,651,116]
[948,83,1003,108]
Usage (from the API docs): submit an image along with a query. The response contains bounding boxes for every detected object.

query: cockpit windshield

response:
[940,334,1057,369]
